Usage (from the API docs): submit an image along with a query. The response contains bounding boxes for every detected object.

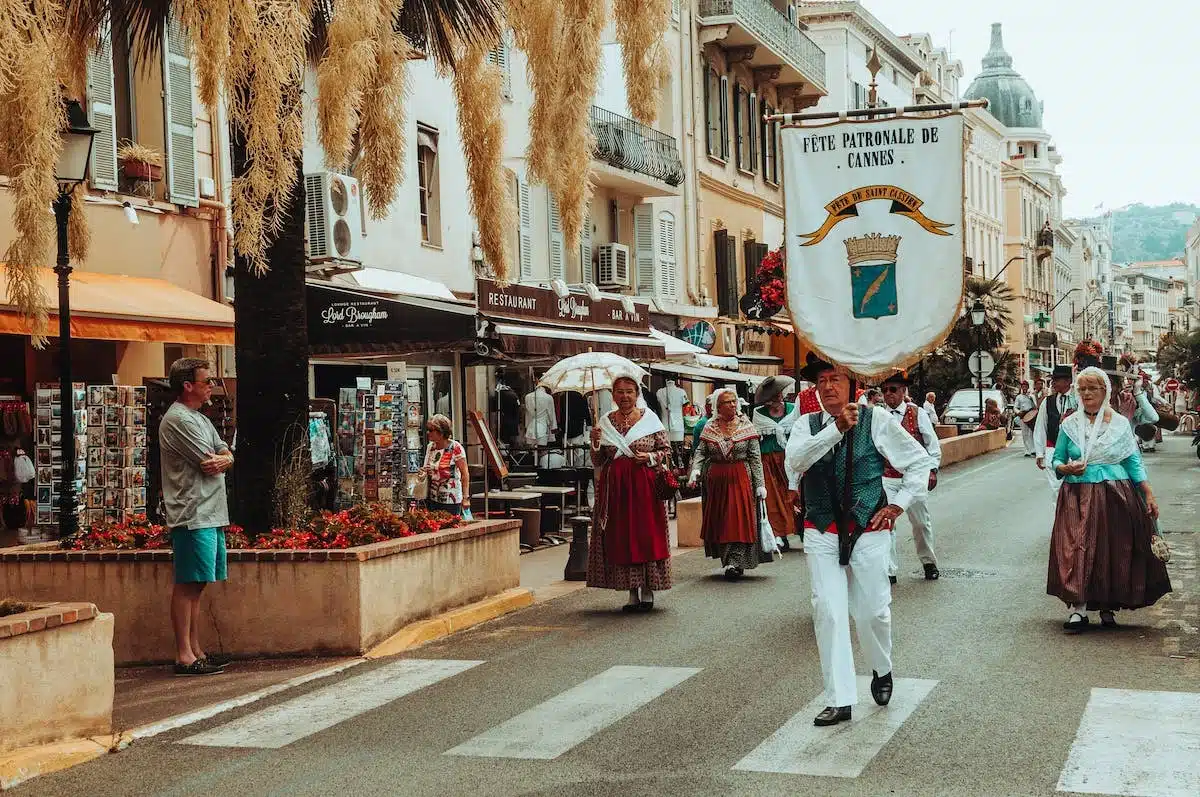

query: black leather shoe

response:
[871,670,893,706]
[923,563,940,580]
[723,567,743,581]
[888,575,897,585]
[813,706,852,726]
[1063,613,1090,632]
[779,536,791,552]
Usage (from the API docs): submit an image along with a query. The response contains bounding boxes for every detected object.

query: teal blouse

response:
[1052,430,1147,484]
[754,403,795,455]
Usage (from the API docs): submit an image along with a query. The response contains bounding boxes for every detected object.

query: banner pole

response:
[838,377,858,567]
[765,98,989,124]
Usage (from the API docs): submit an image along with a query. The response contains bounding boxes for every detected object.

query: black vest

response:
[1045,394,1066,446]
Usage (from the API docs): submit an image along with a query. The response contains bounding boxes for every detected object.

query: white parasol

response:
[537,352,647,395]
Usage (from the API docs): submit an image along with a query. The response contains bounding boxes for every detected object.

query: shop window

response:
[417,124,441,246]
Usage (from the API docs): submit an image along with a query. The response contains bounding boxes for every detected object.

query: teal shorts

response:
[171,527,228,584]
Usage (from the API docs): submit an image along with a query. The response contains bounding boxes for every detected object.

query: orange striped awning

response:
[0,264,234,345]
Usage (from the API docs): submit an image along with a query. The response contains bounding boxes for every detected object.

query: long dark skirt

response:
[702,461,771,569]
[1047,480,1172,611]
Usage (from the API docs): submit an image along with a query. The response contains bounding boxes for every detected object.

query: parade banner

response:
[781,113,965,379]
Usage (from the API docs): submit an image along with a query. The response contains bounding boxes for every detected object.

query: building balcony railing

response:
[590,106,684,188]
[698,0,827,91]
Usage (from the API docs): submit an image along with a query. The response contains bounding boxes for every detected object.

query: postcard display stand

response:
[32,383,84,529]
[336,381,407,509]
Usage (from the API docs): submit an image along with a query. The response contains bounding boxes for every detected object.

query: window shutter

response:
[748,91,758,172]
[715,229,736,317]
[486,33,512,99]
[580,201,594,283]
[725,236,740,315]
[743,239,758,288]
[163,16,198,206]
[733,86,743,168]
[548,191,565,281]
[672,0,680,21]
[657,212,677,300]
[703,69,713,155]
[518,177,533,280]
[719,76,730,160]
[86,25,119,191]
[633,203,657,296]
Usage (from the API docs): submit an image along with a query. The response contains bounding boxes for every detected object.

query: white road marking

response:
[180,658,483,749]
[1056,688,1200,797]
[444,665,701,760]
[732,677,938,778]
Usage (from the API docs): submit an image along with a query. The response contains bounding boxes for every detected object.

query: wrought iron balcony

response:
[1036,227,1055,248]
[590,106,684,188]
[699,0,827,90]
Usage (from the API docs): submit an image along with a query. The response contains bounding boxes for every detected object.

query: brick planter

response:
[0,519,520,665]
[1,603,114,753]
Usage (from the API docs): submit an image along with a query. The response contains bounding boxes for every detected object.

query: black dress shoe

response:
[1063,613,1090,632]
[923,563,939,580]
[871,670,893,706]
[723,567,743,581]
[888,575,897,585]
[779,536,791,552]
[637,601,655,612]
[813,706,852,726]
[621,602,641,613]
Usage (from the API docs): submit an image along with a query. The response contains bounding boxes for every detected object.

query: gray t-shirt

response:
[159,402,230,530]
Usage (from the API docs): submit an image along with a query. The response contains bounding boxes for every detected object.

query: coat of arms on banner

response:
[780,114,965,379]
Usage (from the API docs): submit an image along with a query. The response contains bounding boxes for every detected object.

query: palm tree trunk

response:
[230,127,310,534]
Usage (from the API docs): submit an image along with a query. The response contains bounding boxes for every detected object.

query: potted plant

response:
[117,141,164,182]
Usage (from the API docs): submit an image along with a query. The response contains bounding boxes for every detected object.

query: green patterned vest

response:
[802,407,886,531]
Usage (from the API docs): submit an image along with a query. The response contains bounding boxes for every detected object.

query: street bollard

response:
[564,515,591,581]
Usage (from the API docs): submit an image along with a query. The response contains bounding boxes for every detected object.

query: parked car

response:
[941,388,1010,432]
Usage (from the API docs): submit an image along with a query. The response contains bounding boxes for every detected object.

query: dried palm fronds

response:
[552,0,605,257]
[66,181,91,264]
[117,140,164,167]
[508,0,564,185]
[0,0,65,345]
[358,25,412,219]
[58,0,98,99]
[613,0,669,126]
[174,0,232,110]
[315,0,392,172]
[450,40,513,282]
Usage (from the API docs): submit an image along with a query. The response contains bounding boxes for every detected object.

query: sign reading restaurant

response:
[476,279,650,333]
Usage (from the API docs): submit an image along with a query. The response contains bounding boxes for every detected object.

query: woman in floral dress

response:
[588,376,673,611]
[689,388,770,580]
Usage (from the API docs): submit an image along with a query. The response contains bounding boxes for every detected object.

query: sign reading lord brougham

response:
[781,114,965,379]
[477,279,650,333]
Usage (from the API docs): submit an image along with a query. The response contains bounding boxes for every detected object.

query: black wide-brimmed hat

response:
[754,375,796,405]
[1051,365,1073,381]
[880,370,911,386]
[799,353,837,382]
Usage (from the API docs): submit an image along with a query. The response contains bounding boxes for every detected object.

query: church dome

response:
[964,23,1043,129]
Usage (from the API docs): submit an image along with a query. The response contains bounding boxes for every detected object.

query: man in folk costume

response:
[752,376,798,550]
[879,372,942,582]
[1034,365,1077,492]
[785,355,934,727]
[1014,381,1039,457]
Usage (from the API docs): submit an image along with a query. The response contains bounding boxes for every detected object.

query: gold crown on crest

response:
[844,233,901,266]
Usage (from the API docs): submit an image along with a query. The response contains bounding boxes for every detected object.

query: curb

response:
[365,587,534,659]
[0,734,127,792]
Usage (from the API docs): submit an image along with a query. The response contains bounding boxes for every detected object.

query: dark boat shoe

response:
[871,670,893,706]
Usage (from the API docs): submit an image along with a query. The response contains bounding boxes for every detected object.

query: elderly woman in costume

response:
[589,376,673,611]
[1050,367,1171,632]
[688,388,770,580]
[752,376,798,550]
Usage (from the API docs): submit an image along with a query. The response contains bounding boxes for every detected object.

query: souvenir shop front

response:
[0,266,235,544]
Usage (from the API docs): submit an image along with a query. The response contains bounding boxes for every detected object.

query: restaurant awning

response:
[646,361,761,385]
[490,322,664,361]
[0,264,234,345]
[307,280,476,354]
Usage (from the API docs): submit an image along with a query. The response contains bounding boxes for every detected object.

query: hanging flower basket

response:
[742,247,787,319]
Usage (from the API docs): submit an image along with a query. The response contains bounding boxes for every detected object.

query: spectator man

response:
[160,358,234,675]
[922,392,939,425]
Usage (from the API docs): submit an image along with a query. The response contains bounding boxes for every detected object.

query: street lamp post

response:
[970,298,986,422]
[53,99,97,539]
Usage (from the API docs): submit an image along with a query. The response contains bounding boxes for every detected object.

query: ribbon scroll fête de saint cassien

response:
[781,113,965,379]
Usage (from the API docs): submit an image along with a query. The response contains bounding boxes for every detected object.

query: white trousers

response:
[804,529,892,708]
[883,479,937,576]
[1019,421,1036,455]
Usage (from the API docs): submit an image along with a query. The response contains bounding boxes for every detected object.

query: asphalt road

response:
[19,438,1200,797]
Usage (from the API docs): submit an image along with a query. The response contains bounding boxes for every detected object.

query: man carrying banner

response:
[1034,365,1075,491]
[786,355,934,726]
[879,371,941,582]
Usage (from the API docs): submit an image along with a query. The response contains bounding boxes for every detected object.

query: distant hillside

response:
[1105,203,1198,263]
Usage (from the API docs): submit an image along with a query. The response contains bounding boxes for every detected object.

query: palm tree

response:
[64,0,504,531]
[948,275,1016,354]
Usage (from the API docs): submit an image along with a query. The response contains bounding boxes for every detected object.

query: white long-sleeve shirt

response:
[784,407,933,511]
[1033,391,1073,456]
[884,401,941,469]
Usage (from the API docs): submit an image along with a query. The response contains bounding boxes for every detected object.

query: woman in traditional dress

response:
[752,376,797,550]
[588,376,672,611]
[688,388,770,581]
[1049,367,1171,632]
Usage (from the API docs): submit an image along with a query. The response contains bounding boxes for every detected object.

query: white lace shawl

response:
[1061,367,1138,466]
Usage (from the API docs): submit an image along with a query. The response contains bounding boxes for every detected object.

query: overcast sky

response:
[866,0,1200,218]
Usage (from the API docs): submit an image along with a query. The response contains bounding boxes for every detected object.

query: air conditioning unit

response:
[305,171,362,265]
[596,243,631,289]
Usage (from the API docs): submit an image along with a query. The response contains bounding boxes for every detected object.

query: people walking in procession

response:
[1049,367,1171,632]
[879,372,942,581]
[1014,381,1038,457]
[1034,365,1077,492]
[752,376,797,551]
[689,389,771,580]
[785,356,935,727]
[589,376,673,611]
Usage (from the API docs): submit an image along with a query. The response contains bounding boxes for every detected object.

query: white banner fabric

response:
[781,113,965,379]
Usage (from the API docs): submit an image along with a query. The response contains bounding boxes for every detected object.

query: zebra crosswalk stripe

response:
[180,658,483,749]
[444,665,701,760]
[732,677,938,778]
[1056,687,1200,797]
